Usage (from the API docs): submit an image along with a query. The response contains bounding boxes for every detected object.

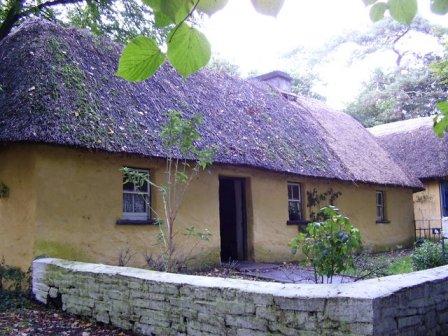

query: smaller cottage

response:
[370,117,448,238]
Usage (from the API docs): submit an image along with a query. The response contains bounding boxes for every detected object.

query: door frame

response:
[218,176,248,262]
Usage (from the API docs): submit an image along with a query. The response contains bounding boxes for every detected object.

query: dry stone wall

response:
[32,258,448,335]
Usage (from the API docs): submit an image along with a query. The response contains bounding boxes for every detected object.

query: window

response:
[288,182,303,222]
[376,191,386,222]
[122,168,150,221]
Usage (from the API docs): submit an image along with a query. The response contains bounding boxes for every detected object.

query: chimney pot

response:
[252,71,293,92]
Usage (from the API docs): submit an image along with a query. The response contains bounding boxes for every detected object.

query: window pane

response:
[123,180,134,191]
[133,194,147,213]
[136,179,149,192]
[123,193,133,212]
[377,205,384,220]
[289,201,301,221]
[376,192,383,205]
[288,183,301,200]
[292,185,299,199]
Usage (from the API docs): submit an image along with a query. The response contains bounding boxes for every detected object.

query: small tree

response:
[122,110,214,272]
[289,206,362,283]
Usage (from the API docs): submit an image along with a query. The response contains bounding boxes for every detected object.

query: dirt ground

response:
[0,302,136,336]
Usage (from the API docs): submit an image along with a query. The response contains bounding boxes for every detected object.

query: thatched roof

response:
[0,19,422,189]
[370,117,448,180]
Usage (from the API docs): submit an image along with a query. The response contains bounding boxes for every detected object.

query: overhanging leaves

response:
[197,0,229,15]
[116,36,165,82]
[388,0,417,24]
[370,2,388,21]
[434,101,448,137]
[167,23,211,77]
[251,0,285,17]
[161,0,193,24]
[431,0,448,14]
[154,11,172,28]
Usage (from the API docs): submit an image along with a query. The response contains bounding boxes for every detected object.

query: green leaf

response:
[142,0,162,11]
[175,171,188,183]
[250,0,285,16]
[388,0,417,24]
[370,2,388,21]
[363,0,378,5]
[431,0,448,14]
[434,101,448,137]
[116,36,165,82]
[154,11,172,28]
[167,24,211,77]
[197,0,229,15]
[161,0,193,24]
[438,101,448,114]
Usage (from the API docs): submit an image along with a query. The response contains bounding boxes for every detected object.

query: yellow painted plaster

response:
[0,145,36,269]
[413,180,443,230]
[0,144,416,269]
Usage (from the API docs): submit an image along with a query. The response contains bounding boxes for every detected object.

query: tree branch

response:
[392,27,410,66]
[0,0,24,42]
[20,0,84,17]
[0,0,85,43]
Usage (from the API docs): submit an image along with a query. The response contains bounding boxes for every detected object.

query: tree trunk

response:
[0,0,24,43]
[0,0,86,43]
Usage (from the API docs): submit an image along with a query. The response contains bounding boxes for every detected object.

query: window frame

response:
[375,190,387,223]
[122,168,151,221]
[287,182,304,223]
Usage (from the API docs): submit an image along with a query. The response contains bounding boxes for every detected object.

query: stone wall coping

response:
[34,258,448,300]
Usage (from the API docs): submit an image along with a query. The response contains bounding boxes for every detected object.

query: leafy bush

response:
[289,206,362,283]
[0,258,30,311]
[412,240,447,271]
[0,259,28,292]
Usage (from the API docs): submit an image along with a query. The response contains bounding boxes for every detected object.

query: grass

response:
[387,256,413,275]
[342,249,414,280]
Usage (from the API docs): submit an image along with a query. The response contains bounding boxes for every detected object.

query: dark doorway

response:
[219,177,247,262]
[441,181,448,217]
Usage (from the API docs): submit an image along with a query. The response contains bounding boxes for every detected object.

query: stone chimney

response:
[252,71,293,92]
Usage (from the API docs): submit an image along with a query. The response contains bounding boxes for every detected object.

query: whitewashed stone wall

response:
[32,258,448,336]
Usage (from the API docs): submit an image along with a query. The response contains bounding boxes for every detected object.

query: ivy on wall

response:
[306,188,342,221]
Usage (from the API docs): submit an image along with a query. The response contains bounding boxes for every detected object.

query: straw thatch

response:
[370,117,448,181]
[0,19,421,189]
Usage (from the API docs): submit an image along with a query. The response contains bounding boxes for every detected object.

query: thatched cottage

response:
[370,117,448,237]
[0,20,422,269]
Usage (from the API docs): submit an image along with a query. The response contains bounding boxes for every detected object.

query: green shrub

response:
[0,259,27,292]
[412,240,447,271]
[0,258,30,311]
[289,206,362,283]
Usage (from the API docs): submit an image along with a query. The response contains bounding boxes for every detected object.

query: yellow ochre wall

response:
[0,144,416,269]
[0,146,37,270]
[413,180,443,230]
